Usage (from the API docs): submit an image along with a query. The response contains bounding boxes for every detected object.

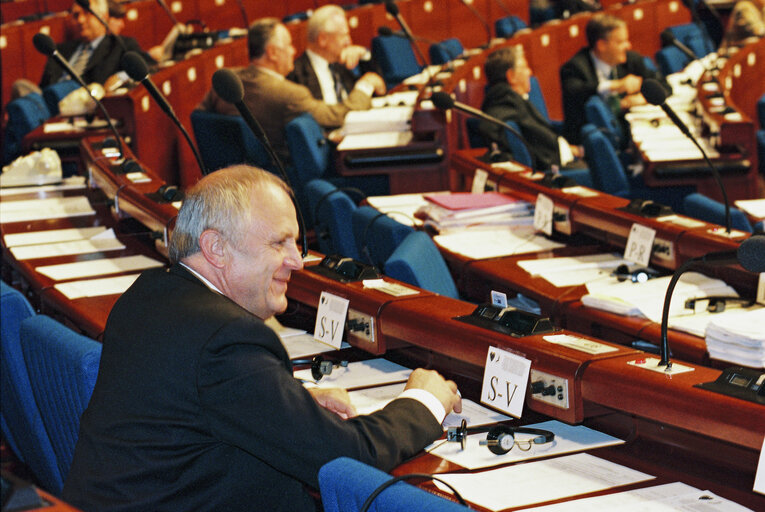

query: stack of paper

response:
[415,192,533,232]
[341,106,413,135]
[705,307,765,368]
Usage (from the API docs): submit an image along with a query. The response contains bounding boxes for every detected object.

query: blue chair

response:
[20,315,101,496]
[464,117,486,149]
[584,95,625,151]
[581,124,693,212]
[503,120,533,168]
[757,128,765,177]
[683,193,753,233]
[352,206,414,269]
[655,45,691,75]
[319,457,470,512]
[668,23,715,58]
[41,80,79,116]
[190,110,273,174]
[756,93,764,128]
[2,92,51,164]
[371,35,423,89]
[0,282,62,495]
[305,179,360,259]
[429,38,464,65]
[384,231,459,299]
[494,15,527,38]
[528,77,562,135]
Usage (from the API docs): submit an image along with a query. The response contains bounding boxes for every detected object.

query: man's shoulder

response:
[562,48,590,68]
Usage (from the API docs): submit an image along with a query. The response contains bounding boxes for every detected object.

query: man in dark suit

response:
[559,13,669,144]
[63,165,461,512]
[480,45,583,171]
[38,0,155,90]
[287,4,382,104]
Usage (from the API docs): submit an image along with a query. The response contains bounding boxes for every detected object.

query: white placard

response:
[624,223,655,266]
[313,291,349,349]
[755,436,765,494]
[534,193,554,236]
[480,346,530,417]
[472,169,489,193]
[491,290,508,308]
[757,273,765,306]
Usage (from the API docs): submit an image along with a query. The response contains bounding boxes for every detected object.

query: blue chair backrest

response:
[20,315,101,496]
[757,129,765,176]
[655,46,691,75]
[306,179,359,259]
[285,112,331,182]
[42,80,79,116]
[464,117,485,149]
[528,76,550,124]
[503,121,533,168]
[494,15,527,38]
[757,93,764,129]
[683,193,753,233]
[319,457,470,512]
[429,38,464,65]
[371,35,423,88]
[581,124,631,198]
[3,93,51,164]
[352,206,415,269]
[584,95,624,150]
[0,282,61,494]
[668,23,714,57]
[384,231,459,299]
[190,110,273,174]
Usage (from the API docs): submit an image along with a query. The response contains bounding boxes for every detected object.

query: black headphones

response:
[446,419,555,455]
[292,355,348,382]
[611,264,659,284]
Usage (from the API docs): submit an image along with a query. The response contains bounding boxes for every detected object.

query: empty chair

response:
[683,193,753,233]
[494,15,527,38]
[3,92,51,164]
[371,35,423,89]
[190,110,273,174]
[384,231,459,299]
[41,80,79,116]
[668,22,715,58]
[0,282,61,495]
[306,179,360,259]
[584,95,625,151]
[429,38,464,65]
[319,457,470,512]
[352,206,414,269]
[20,315,101,496]
[655,45,691,75]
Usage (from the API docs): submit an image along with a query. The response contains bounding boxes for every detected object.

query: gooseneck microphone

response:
[33,32,126,163]
[431,91,536,171]
[660,29,698,63]
[377,26,437,45]
[74,0,127,51]
[121,51,208,177]
[153,0,183,28]
[384,0,430,68]
[658,235,765,369]
[457,0,491,47]
[211,68,308,257]
[641,78,730,234]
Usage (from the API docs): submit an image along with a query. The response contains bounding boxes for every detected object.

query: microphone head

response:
[121,51,149,81]
[737,235,765,273]
[385,0,400,16]
[378,26,394,36]
[32,33,57,57]
[74,0,91,10]
[430,91,455,110]
[660,29,676,47]
[641,78,669,106]
[212,68,245,104]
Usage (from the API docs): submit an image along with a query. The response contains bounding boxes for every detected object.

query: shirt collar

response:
[255,65,284,80]
[590,51,614,81]
[306,49,331,74]
[180,262,223,295]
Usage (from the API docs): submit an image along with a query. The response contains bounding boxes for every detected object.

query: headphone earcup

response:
[485,425,515,455]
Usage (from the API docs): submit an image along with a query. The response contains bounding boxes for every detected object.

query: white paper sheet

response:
[428,420,624,470]
[433,453,654,511]
[0,177,86,197]
[0,196,95,223]
[337,130,413,150]
[54,274,140,299]
[735,199,765,220]
[295,358,411,388]
[3,226,107,248]
[10,235,126,260]
[282,333,350,359]
[35,255,164,281]
[517,253,628,287]
[434,228,564,259]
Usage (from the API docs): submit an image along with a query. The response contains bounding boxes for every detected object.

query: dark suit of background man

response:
[287,4,382,104]
[199,18,385,161]
[480,45,584,171]
[559,13,669,144]
[62,165,462,512]
[38,0,155,90]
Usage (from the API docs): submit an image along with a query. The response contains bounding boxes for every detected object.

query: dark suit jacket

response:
[480,82,561,171]
[287,52,360,101]
[39,35,155,88]
[63,265,441,512]
[560,48,669,144]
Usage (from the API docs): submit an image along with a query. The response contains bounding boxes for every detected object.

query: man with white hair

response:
[287,4,384,103]
[38,0,155,90]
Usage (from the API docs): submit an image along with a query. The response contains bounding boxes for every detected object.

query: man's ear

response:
[199,229,226,268]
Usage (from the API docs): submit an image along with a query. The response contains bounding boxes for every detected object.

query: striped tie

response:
[71,43,92,78]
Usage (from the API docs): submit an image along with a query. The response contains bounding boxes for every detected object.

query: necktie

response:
[71,43,92,78]
[330,65,346,102]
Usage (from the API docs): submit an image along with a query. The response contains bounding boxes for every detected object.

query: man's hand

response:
[620,92,647,109]
[613,74,642,95]
[309,387,358,419]
[340,45,370,70]
[405,368,462,415]
[358,72,387,96]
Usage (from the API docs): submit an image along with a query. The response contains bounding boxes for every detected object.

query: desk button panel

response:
[530,369,570,409]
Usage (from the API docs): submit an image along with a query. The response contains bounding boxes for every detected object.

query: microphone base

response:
[627,357,695,375]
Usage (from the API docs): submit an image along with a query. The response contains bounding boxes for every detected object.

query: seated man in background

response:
[559,13,669,144]
[199,17,385,161]
[287,4,382,104]
[63,165,461,512]
[38,0,155,91]
[480,45,583,171]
